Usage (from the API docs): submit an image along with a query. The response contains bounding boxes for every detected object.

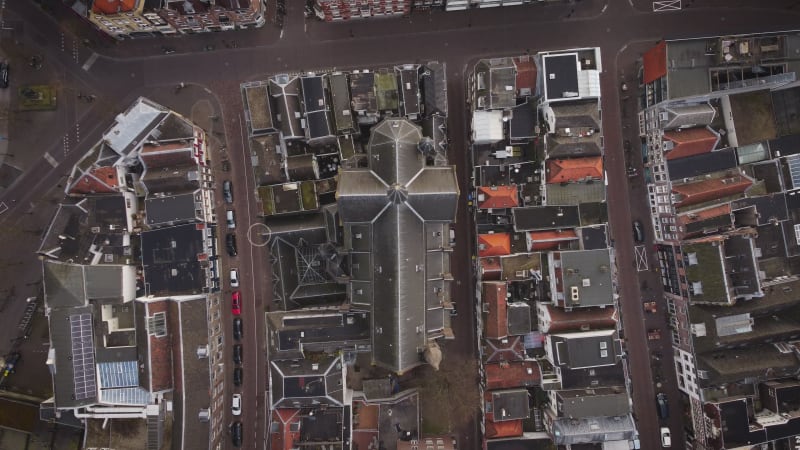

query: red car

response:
[231,291,241,315]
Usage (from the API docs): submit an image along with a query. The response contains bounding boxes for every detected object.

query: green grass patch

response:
[258,186,275,215]
[300,181,318,210]
[18,85,57,111]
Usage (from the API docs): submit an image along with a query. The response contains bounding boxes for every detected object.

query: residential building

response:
[40,97,225,448]
[638,32,800,448]
[314,0,411,21]
[75,0,264,40]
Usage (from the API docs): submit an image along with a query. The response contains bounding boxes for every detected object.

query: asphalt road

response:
[2,0,800,449]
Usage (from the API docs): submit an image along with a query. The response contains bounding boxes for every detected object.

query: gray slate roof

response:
[337,118,458,374]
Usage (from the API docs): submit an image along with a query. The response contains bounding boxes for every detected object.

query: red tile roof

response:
[672,176,752,208]
[146,301,173,392]
[546,157,603,183]
[677,204,732,238]
[664,128,718,160]
[167,301,181,393]
[540,304,618,333]
[479,257,503,281]
[643,41,667,84]
[479,233,512,258]
[270,409,301,450]
[478,185,519,209]
[485,418,523,438]
[513,57,538,95]
[484,282,508,339]
[485,361,541,390]
[527,230,578,251]
[68,166,119,196]
[92,0,136,15]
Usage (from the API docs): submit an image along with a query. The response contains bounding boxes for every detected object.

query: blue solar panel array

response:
[70,313,97,401]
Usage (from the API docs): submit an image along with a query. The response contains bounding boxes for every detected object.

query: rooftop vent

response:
[570,286,580,303]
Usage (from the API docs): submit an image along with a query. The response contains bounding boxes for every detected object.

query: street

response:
[1,0,800,448]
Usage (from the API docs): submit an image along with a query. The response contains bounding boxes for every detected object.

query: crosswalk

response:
[653,0,681,11]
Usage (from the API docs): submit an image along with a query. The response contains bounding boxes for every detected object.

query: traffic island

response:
[18,85,57,111]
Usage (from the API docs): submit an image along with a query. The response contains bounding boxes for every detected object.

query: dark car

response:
[223,180,233,204]
[233,344,243,365]
[633,220,645,243]
[233,367,243,386]
[656,392,669,420]
[233,318,243,341]
[0,62,8,88]
[231,421,243,447]
[226,233,237,257]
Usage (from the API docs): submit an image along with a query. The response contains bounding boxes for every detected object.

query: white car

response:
[660,427,671,447]
[230,268,239,288]
[226,210,236,229]
[232,394,242,416]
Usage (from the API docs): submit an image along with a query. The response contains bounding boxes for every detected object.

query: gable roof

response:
[643,41,667,84]
[664,127,719,160]
[672,175,753,208]
[546,157,603,183]
[539,303,617,334]
[68,166,120,196]
[485,361,541,390]
[92,0,136,15]
[527,229,578,251]
[484,281,508,339]
[479,233,512,257]
[478,185,519,209]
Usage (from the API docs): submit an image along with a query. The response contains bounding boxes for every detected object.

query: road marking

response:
[82,52,98,71]
[653,0,681,11]
[0,202,7,215]
[43,151,58,168]
[635,245,649,272]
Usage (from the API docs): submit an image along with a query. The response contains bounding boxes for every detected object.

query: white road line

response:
[635,245,649,272]
[43,151,59,168]
[82,52,98,71]
[0,202,7,215]
[653,0,681,11]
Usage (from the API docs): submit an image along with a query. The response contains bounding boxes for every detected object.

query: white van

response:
[226,210,235,229]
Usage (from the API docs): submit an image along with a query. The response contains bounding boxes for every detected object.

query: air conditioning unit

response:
[570,286,580,303]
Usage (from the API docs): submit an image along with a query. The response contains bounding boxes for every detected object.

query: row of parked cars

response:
[224,179,244,447]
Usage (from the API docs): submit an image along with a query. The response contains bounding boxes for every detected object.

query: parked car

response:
[232,393,242,416]
[633,220,645,243]
[226,210,236,229]
[230,269,239,288]
[233,344,243,365]
[0,62,8,88]
[660,427,671,447]
[231,291,241,315]
[450,303,458,317]
[223,180,233,204]
[231,421,243,447]
[226,233,237,257]
[233,318,243,340]
[233,367,243,386]
[656,392,669,420]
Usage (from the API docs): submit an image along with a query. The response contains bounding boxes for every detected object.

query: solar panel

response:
[787,154,800,189]
[98,361,139,389]
[70,313,97,401]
